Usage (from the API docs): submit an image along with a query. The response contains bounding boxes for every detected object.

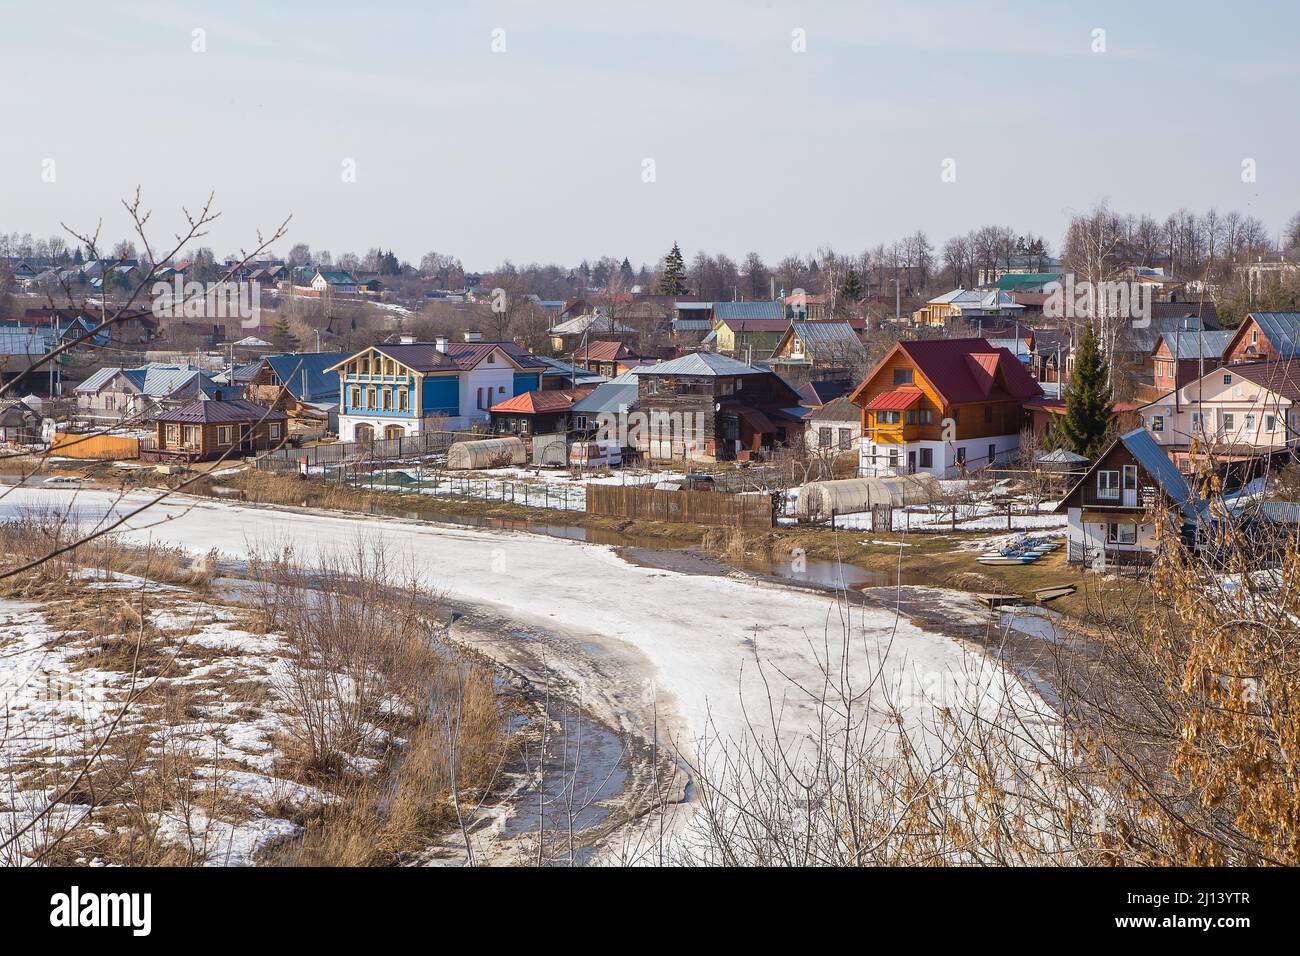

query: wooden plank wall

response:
[50,432,141,460]
[586,484,772,528]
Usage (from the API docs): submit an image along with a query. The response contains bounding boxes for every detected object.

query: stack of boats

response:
[976,535,1060,566]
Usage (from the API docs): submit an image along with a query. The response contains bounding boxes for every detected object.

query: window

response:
[955,447,966,465]
[1098,470,1120,500]
[366,386,376,409]
[165,423,180,446]
[838,428,853,450]
[397,388,408,411]
[1266,413,1276,433]
[888,447,899,467]
[919,448,933,468]
[269,423,281,440]
[498,385,506,396]
[983,405,993,424]
[350,385,361,408]
[1192,411,1204,432]
[1223,413,1235,431]
[1107,523,1137,545]
[182,425,200,449]
[486,352,495,363]
[1246,413,1256,431]
[380,389,391,411]
[216,425,233,445]
[877,410,901,425]
[1223,374,1233,386]
[477,387,484,409]
[818,426,832,447]
[893,368,914,385]
[1150,415,1164,432]
[1251,330,1258,343]
[904,409,932,424]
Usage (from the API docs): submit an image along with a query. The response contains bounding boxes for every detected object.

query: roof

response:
[549,313,637,336]
[866,387,924,411]
[852,338,1042,408]
[532,355,606,382]
[797,378,853,406]
[783,321,867,363]
[1243,312,1300,358]
[568,340,630,363]
[925,289,1024,312]
[0,326,56,357]
[1227,359,1300,403]
[264,352,345,402]
[154,397,287,424]
[121,364,210,398]
[805,395,860,422]
[1156,330,1234,360]
[637,352,765,377]
[994,272,1062,291]
[75,365,125,392]
[1056,427,1199,522]
[571,382,639,415]
[489,387,594,415]
[314,270,358,285]
[713,301,785,324]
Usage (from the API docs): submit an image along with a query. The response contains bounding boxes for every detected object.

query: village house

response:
[803,395,861,461]
[768,321,868,380]
[328,334,547,440]
[1222,312,1300,364]
[146,396,287,463]
[547,312,639,354]
[73,363,229,423]
[569,369,641,443]
[1055,427,1201,566]
[1148,330,1235,395]
[1138,359,1300,462]
[309,270,359,296]
[705,301,789,360]
[911,289,1024,328]
[671,302,716,347]
[0,399,42,445]
[489,386,595,438]
[848,338,1043,477]
[565,340,644,379]
[631,352,804,462]
[245,352,345,433]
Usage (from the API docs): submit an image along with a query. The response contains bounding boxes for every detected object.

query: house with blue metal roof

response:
[1223,312,1300,364]
[1056,427,1204,566]
[73,363,229,423]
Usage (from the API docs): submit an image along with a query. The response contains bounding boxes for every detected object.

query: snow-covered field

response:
[0,489,1043,767]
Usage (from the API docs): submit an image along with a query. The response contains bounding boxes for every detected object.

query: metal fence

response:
[255,429,476,470]
[586,484,774,528]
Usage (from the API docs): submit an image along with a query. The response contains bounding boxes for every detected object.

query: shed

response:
[797,474,941,523]
[447,436,527,470]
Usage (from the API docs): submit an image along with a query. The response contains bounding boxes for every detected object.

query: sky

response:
[2,0,1297,270]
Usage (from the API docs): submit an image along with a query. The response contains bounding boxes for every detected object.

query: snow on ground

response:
[0,582,313,864]
[0,489,1048,768]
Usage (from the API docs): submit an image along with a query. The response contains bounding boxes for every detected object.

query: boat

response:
[977,551,1039,565]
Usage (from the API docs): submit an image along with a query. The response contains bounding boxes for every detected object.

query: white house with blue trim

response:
[327,334,546,441]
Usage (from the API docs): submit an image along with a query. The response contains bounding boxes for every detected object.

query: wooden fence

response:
[586,484,773,528]
[50,432,142,460]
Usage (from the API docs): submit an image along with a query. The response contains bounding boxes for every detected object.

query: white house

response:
[1137,359,1300,454]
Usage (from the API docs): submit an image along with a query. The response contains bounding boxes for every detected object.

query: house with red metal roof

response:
[489,386,596,438]
[847,338,1043,477]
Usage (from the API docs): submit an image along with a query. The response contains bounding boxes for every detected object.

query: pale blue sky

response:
[2,0,1296,269]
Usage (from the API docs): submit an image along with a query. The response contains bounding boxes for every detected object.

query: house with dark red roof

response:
[489,387,596,437]
[847,338,1043,477]
[325,333,548,440]
[565,340,644,378]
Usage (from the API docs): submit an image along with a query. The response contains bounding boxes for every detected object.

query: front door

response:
[239,426,253,453]
[1122,464,1138,507]
[907,450,916,474]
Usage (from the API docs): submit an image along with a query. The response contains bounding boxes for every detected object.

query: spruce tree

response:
[1060,323,1113,459]
[837,266,863,313]
[656,242,688,295]
[271,316,299,353]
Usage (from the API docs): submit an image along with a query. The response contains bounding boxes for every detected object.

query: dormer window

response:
[1223,374,1232,386]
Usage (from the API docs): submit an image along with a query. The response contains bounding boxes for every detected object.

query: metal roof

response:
[570,382,639,415]
[1158,330,1234,360]
[548,313,637,336]
[636,352,763,377]
[265,352,345,402]
[1248,313,1300,358]
[713,300,785,323]
[786,321,866,362]
[1120,427,1200,521]
[154,397,287,424]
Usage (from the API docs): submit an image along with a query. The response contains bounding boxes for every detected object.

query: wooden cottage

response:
[146,397,287,463]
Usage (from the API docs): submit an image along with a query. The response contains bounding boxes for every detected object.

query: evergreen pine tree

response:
[1060,323,1114,459]
[837,266,863,313]
[656,242,688,295]
[271,316,299,353]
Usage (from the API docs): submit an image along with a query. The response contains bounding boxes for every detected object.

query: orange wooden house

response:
[847,338,1042,477]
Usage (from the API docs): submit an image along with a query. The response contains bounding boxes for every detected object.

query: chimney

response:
[398,333,417,345]
[464,329,482,343]
[435,335,449,353]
